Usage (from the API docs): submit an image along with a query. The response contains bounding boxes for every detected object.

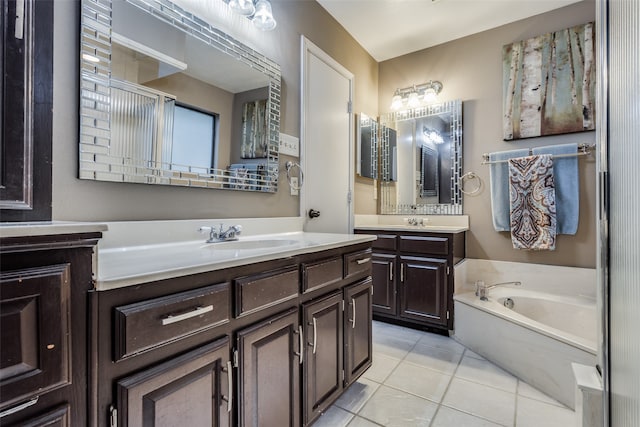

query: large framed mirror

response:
[379,100,462,214]
[79,0,281,192]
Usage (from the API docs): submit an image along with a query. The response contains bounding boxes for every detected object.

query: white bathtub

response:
[454,286,597,409]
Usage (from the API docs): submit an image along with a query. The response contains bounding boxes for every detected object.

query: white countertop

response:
[0,221,108,238]
[354,224,468,233]
[96,231,375,291]
[354,214,469,233]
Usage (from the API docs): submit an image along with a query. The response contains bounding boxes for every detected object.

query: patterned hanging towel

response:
[508,155,557,250]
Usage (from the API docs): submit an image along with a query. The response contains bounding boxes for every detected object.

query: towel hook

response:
[460,171,482,196]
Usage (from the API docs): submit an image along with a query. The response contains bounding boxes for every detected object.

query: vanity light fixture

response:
[390,80,444,111]
[227,0,277,31]
[423,126,445,144]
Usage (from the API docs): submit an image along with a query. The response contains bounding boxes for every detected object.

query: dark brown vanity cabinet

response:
[92,242,373,427]
[0,232,102,426]
[117,337,231,427]
[356,229,465,331]
[236,308,301,427]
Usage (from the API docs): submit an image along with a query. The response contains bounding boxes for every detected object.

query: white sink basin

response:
[201,239,300,250]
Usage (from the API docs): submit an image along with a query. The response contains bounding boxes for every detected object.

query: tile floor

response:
[314,321,577,427]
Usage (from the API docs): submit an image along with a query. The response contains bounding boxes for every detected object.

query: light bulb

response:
[253,0,277,31]
[390,93,403,110]
[407,91,420,108]
[229,0,255,16]
[423,87,437,103]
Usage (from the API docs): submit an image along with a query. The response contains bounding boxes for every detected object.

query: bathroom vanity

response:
[355,217,466,332]
[0,222,375,427]
[94,223,375,427]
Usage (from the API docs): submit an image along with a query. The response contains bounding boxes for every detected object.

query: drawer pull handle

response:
[0,397,38,418]
[355,257,371,265]
[294,325,304,364]
[351,298,356,329]
[225,361,233,413]
[160,305,213,326]
[312,318,318,354]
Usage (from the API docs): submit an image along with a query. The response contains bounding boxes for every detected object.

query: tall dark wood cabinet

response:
[1,0,53,221]
[356,229,465,332]
[0,231,102,426]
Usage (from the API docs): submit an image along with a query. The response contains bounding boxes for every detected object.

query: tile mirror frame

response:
[380,99,463,215]
[79,0,281,192]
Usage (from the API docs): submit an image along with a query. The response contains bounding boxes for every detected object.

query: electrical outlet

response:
[290,177,299,196]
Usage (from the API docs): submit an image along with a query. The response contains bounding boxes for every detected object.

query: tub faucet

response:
[475,281,522,301]
[199,224,242,243]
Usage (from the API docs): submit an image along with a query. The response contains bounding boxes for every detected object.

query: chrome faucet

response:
[475,280,522,301]
[199,224,243,243]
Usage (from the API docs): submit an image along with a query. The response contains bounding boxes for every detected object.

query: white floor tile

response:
[417,332,465,355]
[373,335,416,359]
[347,416,383,427]
[517,381,565,407]
[362,353,402,384]
[454,354,518,393]
[463,348,487,361]
[442,377,516,426]
[334,378,380,414]
[515,395,577,427]
[313,405,354,427]
[384,361,452,402]
[373,321,425,344]
[432,405,504,427]
[404,342,463,375]
[358,385,439,427]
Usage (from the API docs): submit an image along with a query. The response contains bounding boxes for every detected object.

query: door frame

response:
[300,36,355,232]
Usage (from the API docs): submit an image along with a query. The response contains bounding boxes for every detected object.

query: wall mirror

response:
[379,99,463,215]
[79,0,281,192]
[357,113,378,179]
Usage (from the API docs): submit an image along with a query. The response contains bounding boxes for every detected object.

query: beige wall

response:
[52,0,378,221]
[377,0,596,268]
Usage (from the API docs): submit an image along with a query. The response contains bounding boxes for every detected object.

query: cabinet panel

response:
[399,235,448,256]
[117,337,230,427]
[0,264,70,408]
[371,234,397,251]
[344,249,372,280]
[5,404,70,427]
[344,280,373,385]
[302,292,343,425]
[236,308,300,427]
[371,253,396,315]
[234,266,299,316]
[302,256,343,293]
[399,257,448,326]
[114,283,230,360]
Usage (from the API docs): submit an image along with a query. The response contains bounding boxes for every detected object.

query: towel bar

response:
[482,143,595,165]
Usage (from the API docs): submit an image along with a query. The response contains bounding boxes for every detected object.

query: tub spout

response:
[476,281,522,301]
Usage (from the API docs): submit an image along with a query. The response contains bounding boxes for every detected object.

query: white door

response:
[301,37,354,234]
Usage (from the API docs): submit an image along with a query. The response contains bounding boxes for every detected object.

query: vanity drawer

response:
[344,249,373,280]
[398,235,449,256]
[372,234,397,251]
[302,256,343,293]
[234,266,299,317]
[114,283,229,360]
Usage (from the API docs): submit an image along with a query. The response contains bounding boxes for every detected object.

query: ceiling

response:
[315,0,584,62]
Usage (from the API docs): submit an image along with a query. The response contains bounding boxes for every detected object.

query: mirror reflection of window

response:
[171,104,217,172]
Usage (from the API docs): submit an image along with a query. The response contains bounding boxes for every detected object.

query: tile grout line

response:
[427,345,466,427]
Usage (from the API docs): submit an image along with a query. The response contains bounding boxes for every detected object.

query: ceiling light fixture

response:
[389,80,443,111]
[227,0,277,31]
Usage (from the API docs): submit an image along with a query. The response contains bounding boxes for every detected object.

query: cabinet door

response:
[302,292,343,425]
[399,256,448,326]
[344,279,373,385]
[371,253,396,315]
[236,308,300,427]
[117,337,231,427]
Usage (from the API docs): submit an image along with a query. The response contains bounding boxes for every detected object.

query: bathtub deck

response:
[312,320,576,427]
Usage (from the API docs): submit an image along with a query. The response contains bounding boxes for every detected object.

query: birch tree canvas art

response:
[503,22,595,140]
[240,99,268,158]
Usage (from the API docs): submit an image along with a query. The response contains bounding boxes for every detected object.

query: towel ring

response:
[285,161,303,190]
[460,171,482,196]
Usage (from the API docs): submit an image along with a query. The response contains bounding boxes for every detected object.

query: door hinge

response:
[109,406,118,427]
[347,100,353,114]
[233,349,239,368]
[446,310,450,320]
[15,0,25,40]
[347,190,352,203]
